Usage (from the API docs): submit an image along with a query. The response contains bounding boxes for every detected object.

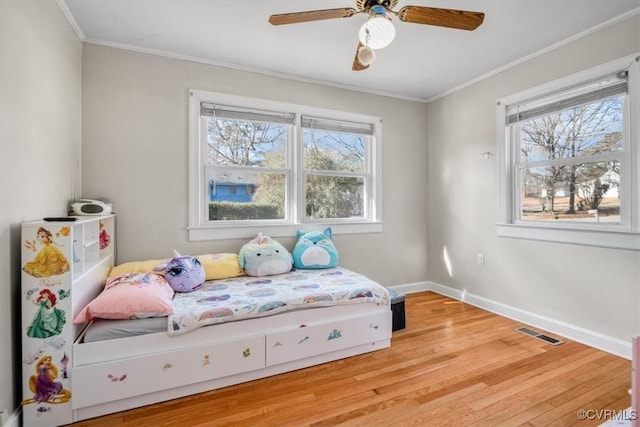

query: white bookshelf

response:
[20,215,115,427]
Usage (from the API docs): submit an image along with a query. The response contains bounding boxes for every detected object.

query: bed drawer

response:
[266,309,391,366]
[71,334,264,409]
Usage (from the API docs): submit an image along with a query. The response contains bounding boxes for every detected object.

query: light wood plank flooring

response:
[71,291,631,426]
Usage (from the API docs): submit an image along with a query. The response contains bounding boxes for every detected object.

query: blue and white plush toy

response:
[292,227,339,269]
[239,233,293,277]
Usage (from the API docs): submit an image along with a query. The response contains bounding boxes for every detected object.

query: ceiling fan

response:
[269,0,485,71]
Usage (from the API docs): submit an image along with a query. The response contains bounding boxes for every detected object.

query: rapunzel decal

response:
[23,227,70,278]
[26,289,66,338]
[22,355,71,405]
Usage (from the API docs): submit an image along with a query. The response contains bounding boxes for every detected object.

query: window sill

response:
[496,223,640,251]
[189,221,383,241]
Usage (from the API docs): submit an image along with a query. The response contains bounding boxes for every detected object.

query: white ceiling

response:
[61,0,640,102]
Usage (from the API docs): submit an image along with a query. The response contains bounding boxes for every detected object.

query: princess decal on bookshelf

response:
[22,355,71,405]
[99,220,111,249]
[26,289,66,339]
[23,227,70,278]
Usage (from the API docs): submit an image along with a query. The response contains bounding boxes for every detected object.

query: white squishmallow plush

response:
[239,233,293,277]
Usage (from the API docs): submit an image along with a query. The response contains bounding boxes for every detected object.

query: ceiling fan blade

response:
[352,41,369,71]
[269,8,357,25]
[397,6,485,31]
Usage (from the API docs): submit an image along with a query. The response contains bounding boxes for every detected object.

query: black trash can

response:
[388,288,406,331]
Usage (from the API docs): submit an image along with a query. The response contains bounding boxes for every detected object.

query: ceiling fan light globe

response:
[358,16,395,49]
[357,45,376,66]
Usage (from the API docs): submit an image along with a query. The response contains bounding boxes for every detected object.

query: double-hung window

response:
[496,54,640,250]
[189,90,382,241]
[301,116,374,221]
[200,103,293,223]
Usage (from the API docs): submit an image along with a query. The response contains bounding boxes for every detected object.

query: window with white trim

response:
[189,90,382,241]
[497,54,640,250]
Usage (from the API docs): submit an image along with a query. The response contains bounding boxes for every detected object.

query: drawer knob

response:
[163,363,173,370]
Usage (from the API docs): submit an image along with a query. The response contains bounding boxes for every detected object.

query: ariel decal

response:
[26,289,66,339]
[22,355,71,405]
[23,227,70,278]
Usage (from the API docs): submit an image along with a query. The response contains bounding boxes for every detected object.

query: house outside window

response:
[189,90,382,241]
[496,54,640,250]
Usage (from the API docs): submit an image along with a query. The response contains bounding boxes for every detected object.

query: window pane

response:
[305,175,364,219]
[303,128,365,172]
[519,97,623,163]
[206,117,287,168]
[520,161,620,223]
[208,171,285,220]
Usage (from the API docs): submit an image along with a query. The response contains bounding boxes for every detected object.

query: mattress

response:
[82,317,166,342]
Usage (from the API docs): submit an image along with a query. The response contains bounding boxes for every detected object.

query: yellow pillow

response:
[196,253,245,280]
[108,259,167,278]
[108,253,244,281]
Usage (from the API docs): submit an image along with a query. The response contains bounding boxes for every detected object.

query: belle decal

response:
[23,227,70,278]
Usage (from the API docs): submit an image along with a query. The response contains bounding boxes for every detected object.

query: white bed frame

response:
[21,215,391,426]
[71,301,391,421]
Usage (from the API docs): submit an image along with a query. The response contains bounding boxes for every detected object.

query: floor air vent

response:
[516,327,563,345]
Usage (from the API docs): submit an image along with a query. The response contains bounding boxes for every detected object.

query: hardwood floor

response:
[71,292,631,426]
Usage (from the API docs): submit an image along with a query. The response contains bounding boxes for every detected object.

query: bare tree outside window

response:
[496,56,638,250]
[206,117,287,220]
[517,97,623,222]
[204,116,371,221]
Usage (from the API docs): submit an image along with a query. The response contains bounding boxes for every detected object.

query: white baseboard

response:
[387,281,431,295]
[1,407,20,427]
[387,281,631,360]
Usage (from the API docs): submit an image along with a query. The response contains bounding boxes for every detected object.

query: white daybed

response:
[20,215,391,426]
[70,267,392,423]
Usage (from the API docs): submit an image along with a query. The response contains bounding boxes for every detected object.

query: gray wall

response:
[426,15,640,344]
[80,44,430,287]
[0,0,82,416]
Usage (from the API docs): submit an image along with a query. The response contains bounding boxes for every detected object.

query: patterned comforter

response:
[168,267,389,336]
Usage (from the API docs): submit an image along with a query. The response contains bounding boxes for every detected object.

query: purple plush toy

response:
[154,256,205,292]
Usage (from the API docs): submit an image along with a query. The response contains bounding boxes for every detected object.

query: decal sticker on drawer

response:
[327,329,342,340]
[107,373,127,382]
[71,335,265,409]
[265,310,391,367]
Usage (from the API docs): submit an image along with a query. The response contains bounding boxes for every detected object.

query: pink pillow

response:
[74,273,174,323]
